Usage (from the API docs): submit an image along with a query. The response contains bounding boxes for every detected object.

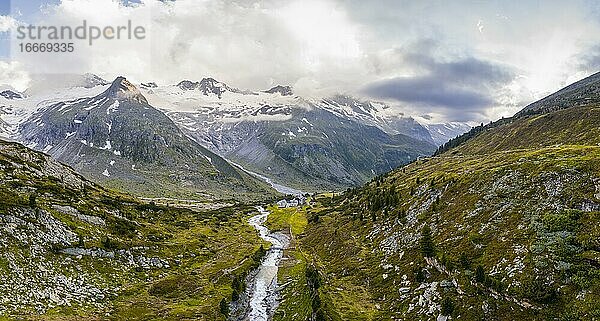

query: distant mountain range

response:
[0,74,470,196]
[141,77,468,190]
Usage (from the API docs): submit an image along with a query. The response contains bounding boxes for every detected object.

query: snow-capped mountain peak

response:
[419,121,472,146]
[176,77,252,98]
[177,80,201,91]
[0,79,109,140]
[103,77,147,103]
[0,90,25,100]
[197,77,228,96]
[264,85,293,96]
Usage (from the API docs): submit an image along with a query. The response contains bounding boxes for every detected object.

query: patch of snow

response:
[57,104,70,112]
[99,140,112,150]
[0,85,107,140]
[102,169,110,177]
[106,100,119,115]
[301,117,313,127]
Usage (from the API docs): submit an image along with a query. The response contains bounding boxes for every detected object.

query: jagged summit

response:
[197,77,228,97]
[177,80,200,90]
[141,82,158,88]
[264,85,293,96]
[176,77,252,98]
[103,77,147,103]
[177,78,228,97]
[0,90,24,100]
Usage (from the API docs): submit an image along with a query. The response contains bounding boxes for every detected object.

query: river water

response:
[244,206,290,321]
[229,162,304,196]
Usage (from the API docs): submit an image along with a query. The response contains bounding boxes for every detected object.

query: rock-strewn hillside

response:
[283,73,600,320]
[0,139,268,320]
[298,147,600,320]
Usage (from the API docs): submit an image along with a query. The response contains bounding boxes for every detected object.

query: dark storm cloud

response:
[363,44,516,120]
[428,57,514,86]
[365,76,494,109]
[398,41,514,87]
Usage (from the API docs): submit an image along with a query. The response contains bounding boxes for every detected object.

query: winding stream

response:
[244,206,290,321]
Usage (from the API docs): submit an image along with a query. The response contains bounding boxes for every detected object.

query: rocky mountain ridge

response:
[13,77,277,201]
[142,79,454,190]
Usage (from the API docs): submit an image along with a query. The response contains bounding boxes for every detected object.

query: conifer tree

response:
[419,225,435,257]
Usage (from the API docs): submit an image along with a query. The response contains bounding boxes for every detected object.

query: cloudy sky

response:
[1,0,599,123]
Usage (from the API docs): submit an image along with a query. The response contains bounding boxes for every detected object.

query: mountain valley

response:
[1,72,599,321]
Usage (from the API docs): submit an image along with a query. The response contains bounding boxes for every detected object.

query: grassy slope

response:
[266,205,348,321]
[452,105,600,155]
[285,98,600,320]
[107,206,266,321]
[0,140,268,320]
[292,144,600,320]
[265,205,308,236]
[264,206,313,320]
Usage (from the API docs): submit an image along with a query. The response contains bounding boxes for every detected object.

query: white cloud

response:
[1,0,600,122]
[7,0,367,97]
[0,61,31,91]
[0,16,17,32]
[140,0,368,96]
